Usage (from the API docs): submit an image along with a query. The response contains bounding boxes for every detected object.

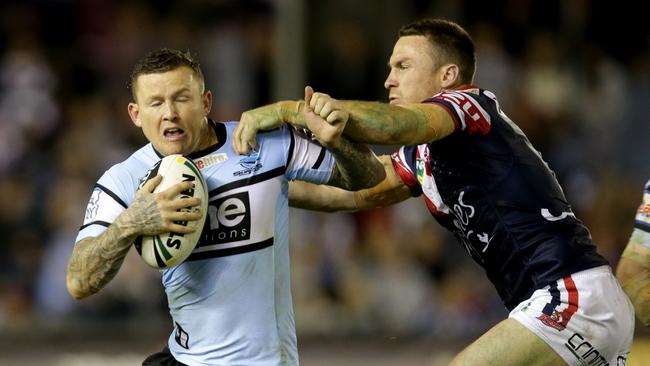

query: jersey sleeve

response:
[423,89,491,135]
[284,126,334,184]
[391,145,423,197]
[75,169,133,243]
[635,179,650,233]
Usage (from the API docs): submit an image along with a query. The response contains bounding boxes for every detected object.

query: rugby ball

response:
[134,154,208,269]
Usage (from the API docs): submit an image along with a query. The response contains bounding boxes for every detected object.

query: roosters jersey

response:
[391,86,608,310]
[77,120,334,366]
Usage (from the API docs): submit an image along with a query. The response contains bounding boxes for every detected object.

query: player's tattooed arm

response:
[67,178,200,299]
[325,136,385,191]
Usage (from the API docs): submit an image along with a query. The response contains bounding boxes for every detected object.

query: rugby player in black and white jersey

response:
[233,19,634,366]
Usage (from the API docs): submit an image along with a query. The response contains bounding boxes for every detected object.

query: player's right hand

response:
[124,175,203,236]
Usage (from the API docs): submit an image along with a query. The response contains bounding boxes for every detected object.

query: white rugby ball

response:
[134,154,208,269]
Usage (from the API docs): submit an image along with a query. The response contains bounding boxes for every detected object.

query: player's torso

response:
[414,89,607,309]
[159,122,297,365]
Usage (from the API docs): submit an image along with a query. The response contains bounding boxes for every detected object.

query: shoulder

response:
[102,144,158,189]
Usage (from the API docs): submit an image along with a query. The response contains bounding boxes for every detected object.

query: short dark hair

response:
[129,48,204,101]
[399,19,476,85]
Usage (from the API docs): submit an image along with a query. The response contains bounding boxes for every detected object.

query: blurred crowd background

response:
[0,0,648,364]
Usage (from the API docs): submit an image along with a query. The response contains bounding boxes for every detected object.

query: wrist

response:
[276,100,306,128]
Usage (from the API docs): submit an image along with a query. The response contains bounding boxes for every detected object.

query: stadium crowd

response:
[0,0,647,346]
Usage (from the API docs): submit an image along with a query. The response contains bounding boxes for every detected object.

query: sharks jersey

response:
[77,120,334,366]
[391,86,608,311]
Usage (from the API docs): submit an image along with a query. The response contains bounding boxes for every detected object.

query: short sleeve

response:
[284,127,334,184]
[75,171,132,243]
[391,145,422,197]
[424,89,491,135]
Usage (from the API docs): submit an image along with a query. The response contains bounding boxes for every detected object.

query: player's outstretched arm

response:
[307,90,456,146]
[616,229,650,326]
[66,177,202,300]
[233,100,308,155]
[289,155,411,212]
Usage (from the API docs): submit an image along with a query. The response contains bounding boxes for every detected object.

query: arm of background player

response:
[616,229,650,326]
[289,155,411,212]
[66,178,200,300]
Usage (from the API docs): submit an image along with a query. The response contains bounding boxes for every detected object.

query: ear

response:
[439,64,460,88]
[203,90,212,116]
[128,102,142,127]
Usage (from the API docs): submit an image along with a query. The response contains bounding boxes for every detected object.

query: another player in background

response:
[66,48,384,366]
[616,179,650,326]
[233,19,635,366]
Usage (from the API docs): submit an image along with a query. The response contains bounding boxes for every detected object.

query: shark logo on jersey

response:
[234,150,262,176]
[201,192,251,244]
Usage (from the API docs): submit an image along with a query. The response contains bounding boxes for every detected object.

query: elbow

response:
[66,274,91,300]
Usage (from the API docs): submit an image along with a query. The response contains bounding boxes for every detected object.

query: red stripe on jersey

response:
[391,151,418,189]
[423,195,446,217]
[431,91,491,135]
[560,276,579,327]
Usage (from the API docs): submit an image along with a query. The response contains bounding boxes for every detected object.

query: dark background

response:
[0,0,648,364]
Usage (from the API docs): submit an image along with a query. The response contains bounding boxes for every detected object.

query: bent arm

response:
[290,155,412,212]
[616,229,650,326]
[66,214,139,300]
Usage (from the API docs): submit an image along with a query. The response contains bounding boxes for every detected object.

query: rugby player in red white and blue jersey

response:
[234,19,635,366]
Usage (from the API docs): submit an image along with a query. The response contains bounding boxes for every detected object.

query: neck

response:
[197,119,217,151]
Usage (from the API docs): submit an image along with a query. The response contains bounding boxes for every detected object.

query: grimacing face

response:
[384,35,444,105]
[128,66,212,156]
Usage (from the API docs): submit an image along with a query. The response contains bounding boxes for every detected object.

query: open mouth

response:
[388,97,399,104]
[164,127,185,141]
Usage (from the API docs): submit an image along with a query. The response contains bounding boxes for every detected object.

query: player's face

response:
[384,35,443,104]
[128,66,212,156]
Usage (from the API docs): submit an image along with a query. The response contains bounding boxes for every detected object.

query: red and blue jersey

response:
[391,86,608,310]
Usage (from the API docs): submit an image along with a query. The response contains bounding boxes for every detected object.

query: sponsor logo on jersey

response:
[565,332,611,366]
[234,151,262,176]
[195,153,228,169]
[201,191,251,244]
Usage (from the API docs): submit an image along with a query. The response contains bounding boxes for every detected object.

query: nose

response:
[384,69,397,90]
[162,101,179,121]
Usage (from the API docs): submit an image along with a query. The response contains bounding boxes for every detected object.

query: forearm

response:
[617,229,650,326]
[66,215,139,300]
[324,135,385,191]
[340,101,453,145]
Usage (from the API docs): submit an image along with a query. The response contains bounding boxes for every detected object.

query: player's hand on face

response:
[128,175,203,236]
[303,86,348,146]
[233,104,285,155]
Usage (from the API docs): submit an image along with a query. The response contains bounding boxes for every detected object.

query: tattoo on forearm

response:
[327,135,384,190]
[67,225,134,297]
[68,193,164,298]
[341,101,428,145]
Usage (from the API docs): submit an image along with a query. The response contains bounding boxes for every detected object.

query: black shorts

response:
[142,346,187,366]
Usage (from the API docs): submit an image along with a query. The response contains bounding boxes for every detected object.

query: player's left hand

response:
[303,86,348,146]
[233,104,285,155]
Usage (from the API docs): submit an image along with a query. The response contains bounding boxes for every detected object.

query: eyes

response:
[148,95,191,107]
